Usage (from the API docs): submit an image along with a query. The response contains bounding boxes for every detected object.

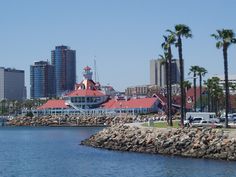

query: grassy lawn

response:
[143,120,180,128]
[143,121,236,130]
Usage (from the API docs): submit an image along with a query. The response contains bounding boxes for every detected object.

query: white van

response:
[185,112,220,123]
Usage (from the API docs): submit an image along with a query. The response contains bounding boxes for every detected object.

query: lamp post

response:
[119,103,122,117]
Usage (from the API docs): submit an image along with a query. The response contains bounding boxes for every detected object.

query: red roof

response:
[102,98,158,109]
[152,93,167,105]
[84,66,91,71]
[185,87,206,109]
[230,95,236,109]
[37,100,68,110]
[65,89,105,97]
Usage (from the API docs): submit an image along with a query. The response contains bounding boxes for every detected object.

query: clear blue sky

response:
[1,0,236,97]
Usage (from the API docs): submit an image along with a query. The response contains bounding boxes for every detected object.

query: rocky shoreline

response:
[6,114,161,127]
[81,125,236,161]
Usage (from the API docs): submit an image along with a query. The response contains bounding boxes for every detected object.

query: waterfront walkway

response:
[125,121,236,138]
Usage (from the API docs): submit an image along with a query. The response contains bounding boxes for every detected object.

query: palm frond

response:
[211,33,219,40]
[159,54,165,59]
[174,24,192,38]
[216,41,223,49]
[231,38,236,43]
[197,67,207,76]
[166,29,175,35]
[216,29,222,37]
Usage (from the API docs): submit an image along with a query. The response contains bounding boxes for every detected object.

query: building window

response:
[81,97,85,103]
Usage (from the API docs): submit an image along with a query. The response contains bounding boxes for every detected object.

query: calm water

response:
[0,127,236,177]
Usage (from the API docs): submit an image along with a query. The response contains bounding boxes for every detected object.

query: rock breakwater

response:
[7,114,157,126]
[81,125,236,161]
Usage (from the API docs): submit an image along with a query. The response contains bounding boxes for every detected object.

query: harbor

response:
[1,0,236,176]
[0,126,236,177]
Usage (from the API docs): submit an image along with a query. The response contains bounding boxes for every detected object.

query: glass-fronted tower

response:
[51,45,76,97]
[30,61,55,98]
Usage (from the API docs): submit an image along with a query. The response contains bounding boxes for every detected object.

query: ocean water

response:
[0,127,236,177]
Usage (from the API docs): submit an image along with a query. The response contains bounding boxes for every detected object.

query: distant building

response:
[51,45,76,97]
[150,59,181,87]
[0,67,25,100]
[216,75,236,94]
[150,59,164,86]
[125,85,150,97]
[30,61,55,98]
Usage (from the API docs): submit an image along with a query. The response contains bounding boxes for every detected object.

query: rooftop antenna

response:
[94,56,97,82]
[94,56,100,82]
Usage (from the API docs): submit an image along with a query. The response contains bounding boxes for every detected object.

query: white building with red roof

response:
[63,66,108,109]
[29,66,164,116]
[101,97,161,114]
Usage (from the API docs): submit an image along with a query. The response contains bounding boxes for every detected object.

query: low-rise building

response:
[125,85,150,97]
[31,66,164,116]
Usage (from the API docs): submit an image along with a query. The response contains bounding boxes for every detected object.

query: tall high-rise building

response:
[150,59,181,87]
[171,59,181,84]
[0,67,25,100]
[30,61,55,98]
[51,45,76,96]
[150,59,165,87]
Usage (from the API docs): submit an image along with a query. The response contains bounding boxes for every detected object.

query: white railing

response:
[65,100,85,112]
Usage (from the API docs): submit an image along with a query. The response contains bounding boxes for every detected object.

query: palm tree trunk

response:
[193,73,197,112]
[168,46,173,126]
[178,36,184,126]
[165,60,169,125]
[211,95,214,112]
[223,46,229,128]
[199,75,202,112]
[207,90,210,112]
[183,88,186,115]
[215,97,217,114]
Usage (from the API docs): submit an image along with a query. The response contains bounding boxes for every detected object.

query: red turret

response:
[84,66,91,71]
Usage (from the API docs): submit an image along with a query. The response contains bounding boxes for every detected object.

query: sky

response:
[1,0,236,97]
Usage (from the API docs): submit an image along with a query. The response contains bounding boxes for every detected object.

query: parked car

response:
[184,117,203,127]
[220,113,236,123]
[184,117,223,128]
[191,119,223,128]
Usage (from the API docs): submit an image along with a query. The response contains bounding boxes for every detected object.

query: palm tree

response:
[205,78,213,112]
[1,99,7,115]
[161,34,176,126]
[204,77,224,114]
[197,67,207,112]
[228,82,236,112]
[183,80,192,115]
[189,65,199,112]
[168,24,192,125]
[211,29,236,128]
[159,53,169,121]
